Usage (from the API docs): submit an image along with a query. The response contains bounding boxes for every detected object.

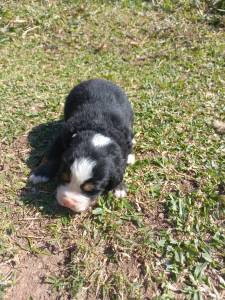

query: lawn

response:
[0,0,224,299]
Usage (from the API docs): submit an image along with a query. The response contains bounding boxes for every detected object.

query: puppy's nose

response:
[61,197,76,209]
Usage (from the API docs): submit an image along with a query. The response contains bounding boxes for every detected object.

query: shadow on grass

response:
[20,120,73,217]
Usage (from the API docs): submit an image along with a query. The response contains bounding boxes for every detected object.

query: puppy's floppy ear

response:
[61,123,73,148]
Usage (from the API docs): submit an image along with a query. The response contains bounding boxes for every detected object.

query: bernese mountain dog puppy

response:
[29,79,135,212]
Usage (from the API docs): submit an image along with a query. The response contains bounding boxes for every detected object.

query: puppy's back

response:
[64,79,132,124]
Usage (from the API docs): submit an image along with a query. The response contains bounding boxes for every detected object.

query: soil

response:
[4,252,64,300]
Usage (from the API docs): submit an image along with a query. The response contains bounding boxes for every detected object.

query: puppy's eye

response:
[82,182,95,193]
[61,172,71,183]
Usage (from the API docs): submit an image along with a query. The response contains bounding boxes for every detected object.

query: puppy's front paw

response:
[113,182,127,198]
[127,154,135,165]
[29,174,49,184]
[29,159,59,184]
[114,183,127,198]
[114,188,127,198]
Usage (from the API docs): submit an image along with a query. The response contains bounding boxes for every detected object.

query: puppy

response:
[29,79,135,212]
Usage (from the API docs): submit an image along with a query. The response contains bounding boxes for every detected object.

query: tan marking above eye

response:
[82,182,95,192]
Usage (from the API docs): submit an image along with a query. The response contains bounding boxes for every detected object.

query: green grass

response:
[0,0,225,299]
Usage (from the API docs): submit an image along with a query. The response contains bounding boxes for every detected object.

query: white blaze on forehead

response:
[92,134,111,147]
[70,157,96,185]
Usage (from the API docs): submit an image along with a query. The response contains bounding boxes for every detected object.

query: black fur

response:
[31,79,134,202]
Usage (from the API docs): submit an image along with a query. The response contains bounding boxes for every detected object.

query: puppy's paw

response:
[114,188,127,198]
[29,174,49,184]
[132,138,136,145]
[127,154,135,165]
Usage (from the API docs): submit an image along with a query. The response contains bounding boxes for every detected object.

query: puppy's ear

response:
[61,124,73,148]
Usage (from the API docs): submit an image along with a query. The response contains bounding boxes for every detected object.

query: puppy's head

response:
[57,132,122,212]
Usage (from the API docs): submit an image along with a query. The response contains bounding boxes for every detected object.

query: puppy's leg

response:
[127,136,136,165]
[127,153,135,165]
[114,182,127,198]
[29,136,64,184]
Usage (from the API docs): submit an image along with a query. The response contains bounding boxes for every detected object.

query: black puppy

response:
[29,79,135,212]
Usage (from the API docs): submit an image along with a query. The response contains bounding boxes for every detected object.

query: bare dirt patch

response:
[4,251,64,300]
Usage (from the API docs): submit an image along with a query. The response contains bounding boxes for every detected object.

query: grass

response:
[0,0,225,299]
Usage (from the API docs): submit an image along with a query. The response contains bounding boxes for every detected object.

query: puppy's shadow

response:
[21,120,72,216]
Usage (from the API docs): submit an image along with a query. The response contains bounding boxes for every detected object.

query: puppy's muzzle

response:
[56,184,96,212]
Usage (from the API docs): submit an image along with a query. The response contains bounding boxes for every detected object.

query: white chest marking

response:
[70,157,96,185]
